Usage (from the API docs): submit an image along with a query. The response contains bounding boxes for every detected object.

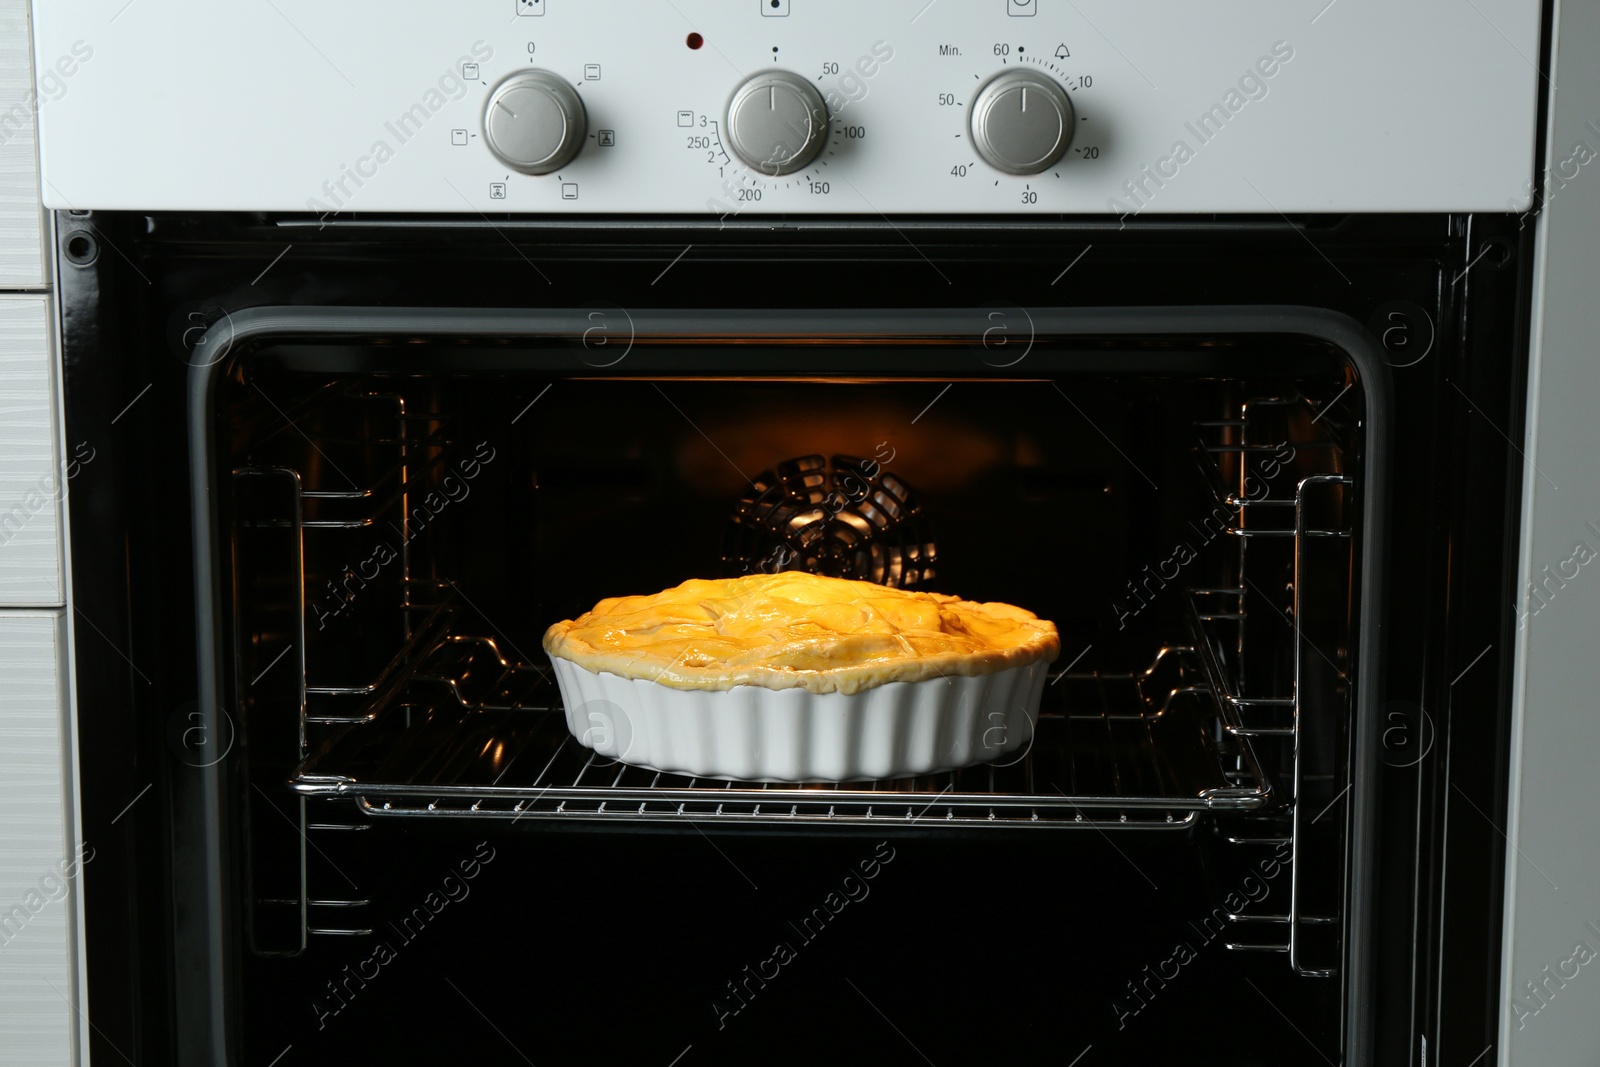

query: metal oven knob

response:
[482,70,588,175]
[969,70,1075,175]
[725,70,830,176]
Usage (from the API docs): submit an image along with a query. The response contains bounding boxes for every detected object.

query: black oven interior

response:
[215,334,1363,1062]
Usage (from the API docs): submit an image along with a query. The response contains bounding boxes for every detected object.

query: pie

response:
[542,572,1060,695]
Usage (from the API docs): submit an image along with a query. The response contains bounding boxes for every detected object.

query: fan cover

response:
[724,454,936,588]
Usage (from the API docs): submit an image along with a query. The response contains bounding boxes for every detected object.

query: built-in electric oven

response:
[29,2,1569,1064]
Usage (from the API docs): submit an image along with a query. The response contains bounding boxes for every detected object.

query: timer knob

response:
[725,70,830,176]
[969,70,1075,175]
[483,70,587,175]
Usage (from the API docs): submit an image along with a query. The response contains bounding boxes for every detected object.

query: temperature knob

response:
[483,70,587,175]
[969,70,1074,175]
[725,71,829,176]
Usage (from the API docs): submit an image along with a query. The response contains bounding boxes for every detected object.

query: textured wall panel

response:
[0,612,76,1066]
[0,0,44,286]
[0,296,61,605]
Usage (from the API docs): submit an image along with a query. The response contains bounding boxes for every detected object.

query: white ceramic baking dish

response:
[549,656,1050,782]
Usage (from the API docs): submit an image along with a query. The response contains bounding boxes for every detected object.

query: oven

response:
[17,1,1585,1064]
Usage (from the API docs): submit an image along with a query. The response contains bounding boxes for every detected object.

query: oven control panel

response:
[34,0,1540,214]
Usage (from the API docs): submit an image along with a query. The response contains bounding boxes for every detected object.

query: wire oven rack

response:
[1189,392,1355,977]
[290,608,1273,829]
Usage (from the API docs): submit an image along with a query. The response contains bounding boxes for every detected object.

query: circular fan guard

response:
[724,454,937,588]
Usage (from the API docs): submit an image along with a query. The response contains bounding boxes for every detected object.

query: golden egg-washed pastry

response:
[542,572,1060,695]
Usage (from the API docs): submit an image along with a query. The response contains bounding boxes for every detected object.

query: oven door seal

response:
[183,305,1390,1066]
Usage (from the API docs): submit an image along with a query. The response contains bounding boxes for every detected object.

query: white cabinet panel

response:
[0,611,80,1067]
[1502,1,1600,1063]
[0,296,62,606]
[0,0,44,287]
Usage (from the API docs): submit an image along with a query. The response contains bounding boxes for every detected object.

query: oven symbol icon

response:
[489,183,507,199]
[1008,0,1037,14]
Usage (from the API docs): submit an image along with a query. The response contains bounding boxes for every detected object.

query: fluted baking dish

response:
[549,655,1050,782]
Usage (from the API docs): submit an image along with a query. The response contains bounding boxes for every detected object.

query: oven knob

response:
[482,70,587,175]
[725,71,830,176]
[969,70,1075,175]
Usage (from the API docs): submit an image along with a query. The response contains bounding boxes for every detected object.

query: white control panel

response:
[34,0,1541,214]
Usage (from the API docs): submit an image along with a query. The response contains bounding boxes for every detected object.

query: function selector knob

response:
[968,70,1075,175]
[725,71,830,176]
[483,70,587,175]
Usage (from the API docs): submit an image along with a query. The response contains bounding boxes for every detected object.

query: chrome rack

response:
[236,387,451,955]
[1190,392,1355,978]
[289,641,1273,831]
